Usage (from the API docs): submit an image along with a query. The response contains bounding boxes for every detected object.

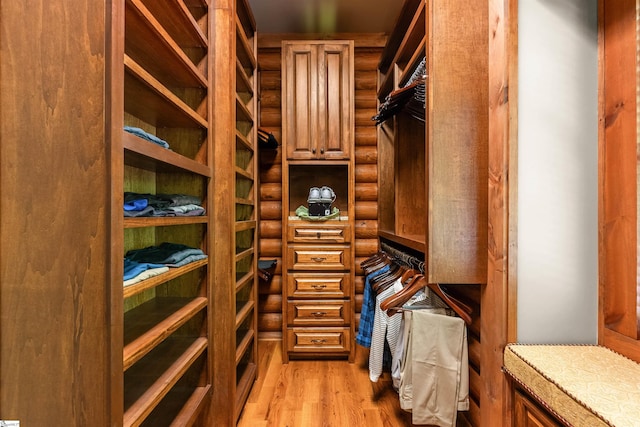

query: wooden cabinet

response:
[212,0,259,424]
[282,218,354,361]
[118,1,213,425]
[513,390,562,427]
[282,41,354,160]
[280,136,356,363]
[377,0,488,285]
[281,39,355,363]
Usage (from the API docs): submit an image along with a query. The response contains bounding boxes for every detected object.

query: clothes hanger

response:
[362,251,393,274]
[371,264,405,294]
[360,251,385,269]
[380,274,426,315]
[363,256,392,276]
[426,283,473,325]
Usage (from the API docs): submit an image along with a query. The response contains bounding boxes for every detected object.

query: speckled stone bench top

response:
[503,344,640,427]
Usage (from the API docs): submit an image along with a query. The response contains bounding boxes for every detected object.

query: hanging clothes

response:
[400,309,469,427]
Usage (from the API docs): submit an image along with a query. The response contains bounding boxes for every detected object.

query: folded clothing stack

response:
[124,192,205,217]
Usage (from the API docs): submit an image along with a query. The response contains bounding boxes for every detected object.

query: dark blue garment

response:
[125,242,205,265]
[124,126,170,149]
[124,198,148,211]
[123,258,166,281]
[356,264,390,348]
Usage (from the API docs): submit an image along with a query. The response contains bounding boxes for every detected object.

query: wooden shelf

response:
[137,0,209,49]
[235,129,255,152]
[212,1,258,423]
[235,197,254,206]
[377,1,425,99]
[124,216,208,229]
[235,247,254,263]
[236,94,254,124]
[124,131,211,176]
[236,0,256,38]
[235,219,256,232]
[168,385,211,427]
[234,362,257,421]
[120,1,214,426]
[235,271,254,293]
[236,57,254,97]
[125,0,208,89]
[398,36,426,88]
[123,297,208,371]
[378,230,426,254]
[235,300,255,329]
[125,55,208,129]
[235,18,256,71]
[123,336,208,427]
[235,165,254,180]
[123,259,208,299]
[378,0,423,71]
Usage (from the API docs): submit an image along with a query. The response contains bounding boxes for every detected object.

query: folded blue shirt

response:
[123,258,166,281]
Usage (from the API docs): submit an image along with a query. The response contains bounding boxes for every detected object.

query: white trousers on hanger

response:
[398,310,469,427]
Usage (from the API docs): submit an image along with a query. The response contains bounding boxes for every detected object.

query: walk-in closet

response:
[2,0,640,426]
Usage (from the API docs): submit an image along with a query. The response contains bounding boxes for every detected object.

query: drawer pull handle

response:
[310,339,326,344]
[311,311,327,317]
[312,284,326,290]
[311,257,326,262]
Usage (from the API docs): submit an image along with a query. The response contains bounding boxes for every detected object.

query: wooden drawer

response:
[287,327,351,353]
[287,244,351,270]
[287,272,350,298]
[287,222,350,243]
[287,300,351,326]
[514,389,562,427]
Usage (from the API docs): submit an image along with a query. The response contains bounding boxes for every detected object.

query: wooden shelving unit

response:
[280,41,356,362]
[212,0,259,424]
[377,0,488,285]
[116,0,213,425]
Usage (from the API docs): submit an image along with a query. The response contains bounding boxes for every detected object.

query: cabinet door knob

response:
[311,257,326,262]
[312,148,316,154]
[320,148,324,154]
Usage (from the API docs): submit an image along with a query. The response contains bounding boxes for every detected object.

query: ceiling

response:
[247,0,404,34]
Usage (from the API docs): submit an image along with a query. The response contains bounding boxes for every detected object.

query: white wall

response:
[517,0,598,343]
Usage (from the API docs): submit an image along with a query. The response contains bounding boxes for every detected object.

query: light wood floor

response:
[237,340,419,427]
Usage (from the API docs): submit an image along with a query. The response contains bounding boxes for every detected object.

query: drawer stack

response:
[284,220,354,361]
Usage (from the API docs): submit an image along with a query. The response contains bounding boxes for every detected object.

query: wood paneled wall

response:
[257,34,385,337]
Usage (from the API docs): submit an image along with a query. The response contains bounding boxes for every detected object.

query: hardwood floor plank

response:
[238,340,422,427]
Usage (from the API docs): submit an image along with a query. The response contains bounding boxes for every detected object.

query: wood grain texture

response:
[483,0,519,425]
[598,0,640,357]
[238,341,421,427]
[0,1,112,425]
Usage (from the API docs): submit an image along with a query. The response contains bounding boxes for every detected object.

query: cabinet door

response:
[283,42,319,159]
[282,41,353,160]
[514,390,561,427]
[317,43,353,160]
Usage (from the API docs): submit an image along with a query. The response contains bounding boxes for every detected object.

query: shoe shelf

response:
[123,297,208,371]
[123,259,208,299]
[124,131,211,176]
[123,335,209,427]
[126,0,208,90]
[211,0,259,423]
[119,0,213,425]
[125,56,208,128]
